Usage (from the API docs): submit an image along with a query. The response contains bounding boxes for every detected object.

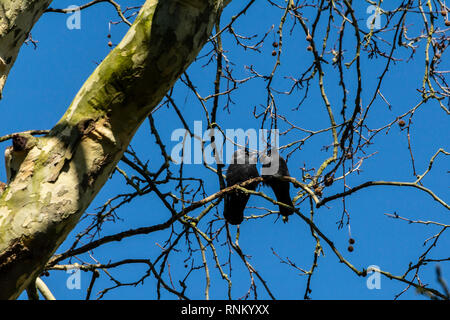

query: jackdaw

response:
[261,150,295,218]
[223,149,260,225]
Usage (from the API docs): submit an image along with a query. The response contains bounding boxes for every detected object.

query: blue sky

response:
[1,0,449,300]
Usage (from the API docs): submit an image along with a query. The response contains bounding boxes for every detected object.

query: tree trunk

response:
[0,0,53,98]
[0,0,224,299]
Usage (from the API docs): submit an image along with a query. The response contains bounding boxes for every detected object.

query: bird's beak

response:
[261,155,280,175]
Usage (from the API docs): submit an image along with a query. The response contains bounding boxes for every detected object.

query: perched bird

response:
[261,150,295,218]
[223,149,260,225]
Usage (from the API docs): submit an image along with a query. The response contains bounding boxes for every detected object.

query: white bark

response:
[0,0,225,299]
[0,0,53,98]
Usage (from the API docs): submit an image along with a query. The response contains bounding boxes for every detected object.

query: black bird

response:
[261,150,295,218]
[223,149,260,225]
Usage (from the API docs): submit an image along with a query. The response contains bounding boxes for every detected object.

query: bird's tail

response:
[274,188,295,217]
[223,193,247,225]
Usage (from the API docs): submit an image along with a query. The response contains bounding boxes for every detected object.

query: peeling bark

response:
[0,0,225,299]
[0,0,53,98]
